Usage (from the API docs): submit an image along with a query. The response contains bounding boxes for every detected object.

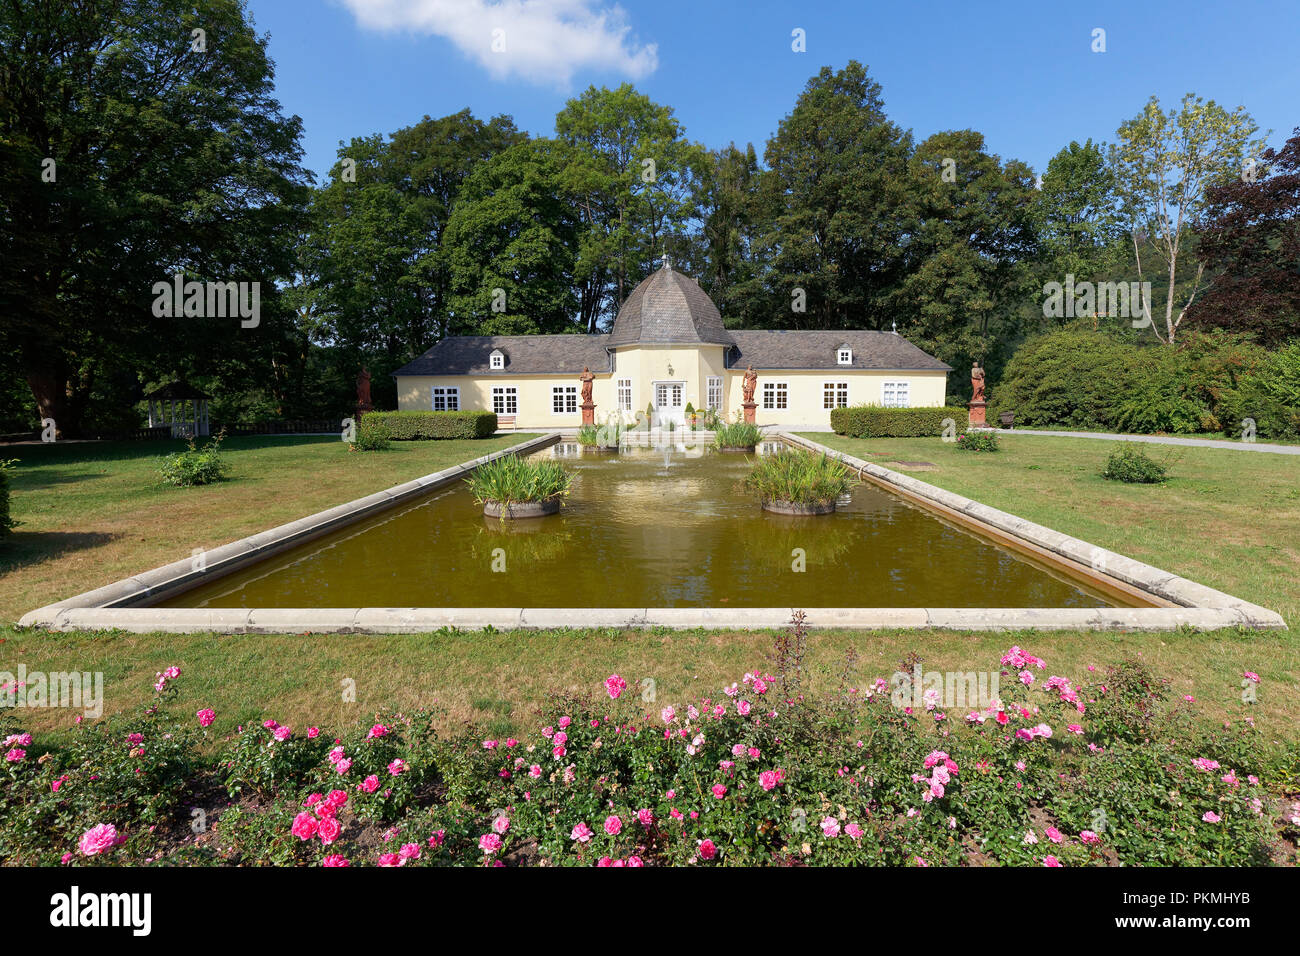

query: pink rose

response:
[291,812,318,841]
[78,823,125,856]
[604,674,627,699]
[698,839,717,860]
[196,709,215,727]
[604,815,622,835]
[317,817,341,844]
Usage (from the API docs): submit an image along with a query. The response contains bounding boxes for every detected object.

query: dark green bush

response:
[352,417,391,451]
[158,430,228,487]
[361,410,497,440]
[830,404,967,438]
[1216,342,1300,440]
[0,458,15,538]
[1102,444,1168,483]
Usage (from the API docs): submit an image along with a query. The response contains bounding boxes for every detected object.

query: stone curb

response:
[18,606,1261,634]
[18,432,561,627]
[780,431,1286,630]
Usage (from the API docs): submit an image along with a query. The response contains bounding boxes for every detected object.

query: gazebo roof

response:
[145,381,211,400]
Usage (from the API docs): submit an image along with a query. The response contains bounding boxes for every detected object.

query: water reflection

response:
[162,443,1117,609]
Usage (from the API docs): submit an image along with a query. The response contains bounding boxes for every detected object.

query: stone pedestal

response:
[967,400,987,427]
[742,401,757,425]
[581,402,596,426]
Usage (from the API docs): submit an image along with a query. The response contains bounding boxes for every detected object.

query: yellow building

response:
[393,257,950,428]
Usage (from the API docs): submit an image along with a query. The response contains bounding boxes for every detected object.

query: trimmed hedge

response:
[830,404,967,438]
[360,410,498,440]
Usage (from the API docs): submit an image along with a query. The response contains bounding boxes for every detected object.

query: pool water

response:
[159,442,1119,609]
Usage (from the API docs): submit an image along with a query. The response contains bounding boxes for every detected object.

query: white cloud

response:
[339,0,659,87]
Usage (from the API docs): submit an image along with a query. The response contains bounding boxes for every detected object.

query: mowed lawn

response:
[0,431,1296,746]
[805,432,1300,627]
[0,433,538,621]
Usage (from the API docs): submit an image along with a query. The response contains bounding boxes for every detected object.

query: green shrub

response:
[713,421,760,449]
[1102,444,1168,483]
[1217,342,1300,440]
[158,430,228,487]
[742,449,855,505]
[0,458,16,538]
[954,430,999,452]
[830,404,967,438]
[361,410,498,440]
[351,417,391,451]
[464,454,572,509]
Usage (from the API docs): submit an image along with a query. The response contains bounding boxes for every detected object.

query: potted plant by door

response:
[685,402,698,429]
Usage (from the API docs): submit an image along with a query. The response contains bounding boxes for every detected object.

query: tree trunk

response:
[25,365,78,439]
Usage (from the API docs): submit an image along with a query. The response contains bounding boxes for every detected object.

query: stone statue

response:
[356,367,373,413]
[741,366,757,404]
[970,362,985,403]
[579,366,594,404]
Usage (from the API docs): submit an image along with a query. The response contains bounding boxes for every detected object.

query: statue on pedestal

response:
[970,362,985,403]
[579,366,595,404]
[741,366,757,405]
[356,368,373,415]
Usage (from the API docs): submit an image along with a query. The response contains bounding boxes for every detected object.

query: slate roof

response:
[607,261,733,347]
[725,330,951,371]
[392,335,612,377]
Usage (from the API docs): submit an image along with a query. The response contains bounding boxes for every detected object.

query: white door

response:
[653,381,685,426]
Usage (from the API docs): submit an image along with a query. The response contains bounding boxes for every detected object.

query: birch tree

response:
[1111,94,1265,344]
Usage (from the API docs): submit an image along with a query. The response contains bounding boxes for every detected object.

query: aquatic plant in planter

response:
[465,454,572,518]
[713,421,760,452]
[742,448,855,514]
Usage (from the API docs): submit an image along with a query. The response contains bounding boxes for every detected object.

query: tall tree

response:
[758,61,913,330]
[555,84,703,331]
[1032,139,1125,283]
[900,130,1038,370]
[0,0,310,436]
[1190,128,1300,347]
[441,139,583,336]
[1110,94,1265,344]
[689,143,769,324]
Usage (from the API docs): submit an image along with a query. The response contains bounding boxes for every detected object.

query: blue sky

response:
[248,0,1300,182]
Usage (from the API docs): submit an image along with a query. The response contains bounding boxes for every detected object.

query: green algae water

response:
[160,442,1118,609]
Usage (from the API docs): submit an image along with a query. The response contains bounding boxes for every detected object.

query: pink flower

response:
[482,739,497,750]
[820,816,841,838]
[377,853,403,867]
[759,770,779,791]
[326,789,348,807]
[196,709,215,727]
[571,822,594,843]
[291,812,318,841]
[558,715,571,729]
[428,830,446,848]
[661,706,676,723]
[399,843,421,860]
[1243,671,1260,683]
[711,784,727,799]
[335,758,352,775]
[637,808,654,827]
[322,854,350,867]
[272,726,291,742]
[1042,855,1062,867]
[360,775,380,793]
[1202,811,1221,823]
[4,748,25,762]
[604,815,622,835]
[493,815,511,835]
[388,759,407,775]
[368,724,389,739]
[78,823,125,856]
[478,833,503,854]
[845,823,863,840]
[1045,826,1064,844]
[1080,830,1099,844]
[605,674,627,699]
[698,839,717,860]
[317,817,341,844]
[307,727,320,738]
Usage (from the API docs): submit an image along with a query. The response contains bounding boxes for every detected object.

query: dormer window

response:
[489,349,505,370]
[837,347,853,365]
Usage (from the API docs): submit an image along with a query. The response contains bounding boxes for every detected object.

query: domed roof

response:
[607,256,732,347]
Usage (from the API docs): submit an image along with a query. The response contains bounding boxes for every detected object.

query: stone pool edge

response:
[18,431,563,626]
[17,430,1286,634]
[780,431,1286,630]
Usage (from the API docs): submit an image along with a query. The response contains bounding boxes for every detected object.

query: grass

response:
[0,431,1295,749]
[0,433,538,621]
[712,421,760,449]
[463,454,572,508]
[803,432,1300,626]
[742,448,854,505]
[2,624,1296,746]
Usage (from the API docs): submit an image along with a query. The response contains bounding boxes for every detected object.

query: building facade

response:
[393,258,950,428]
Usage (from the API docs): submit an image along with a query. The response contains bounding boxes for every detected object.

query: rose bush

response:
[0,634,1293,867]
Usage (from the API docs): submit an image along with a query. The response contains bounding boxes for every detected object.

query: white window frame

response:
[837,348,853,365]
[617,378,633,411]
[706,376,722,410]
[881,380,910,408]
[431,386,460,412]
[823,381,849,409]
[489,350,505,370]
[762,381,788,411]
[492,386,517,415]
[552,385,578,415]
